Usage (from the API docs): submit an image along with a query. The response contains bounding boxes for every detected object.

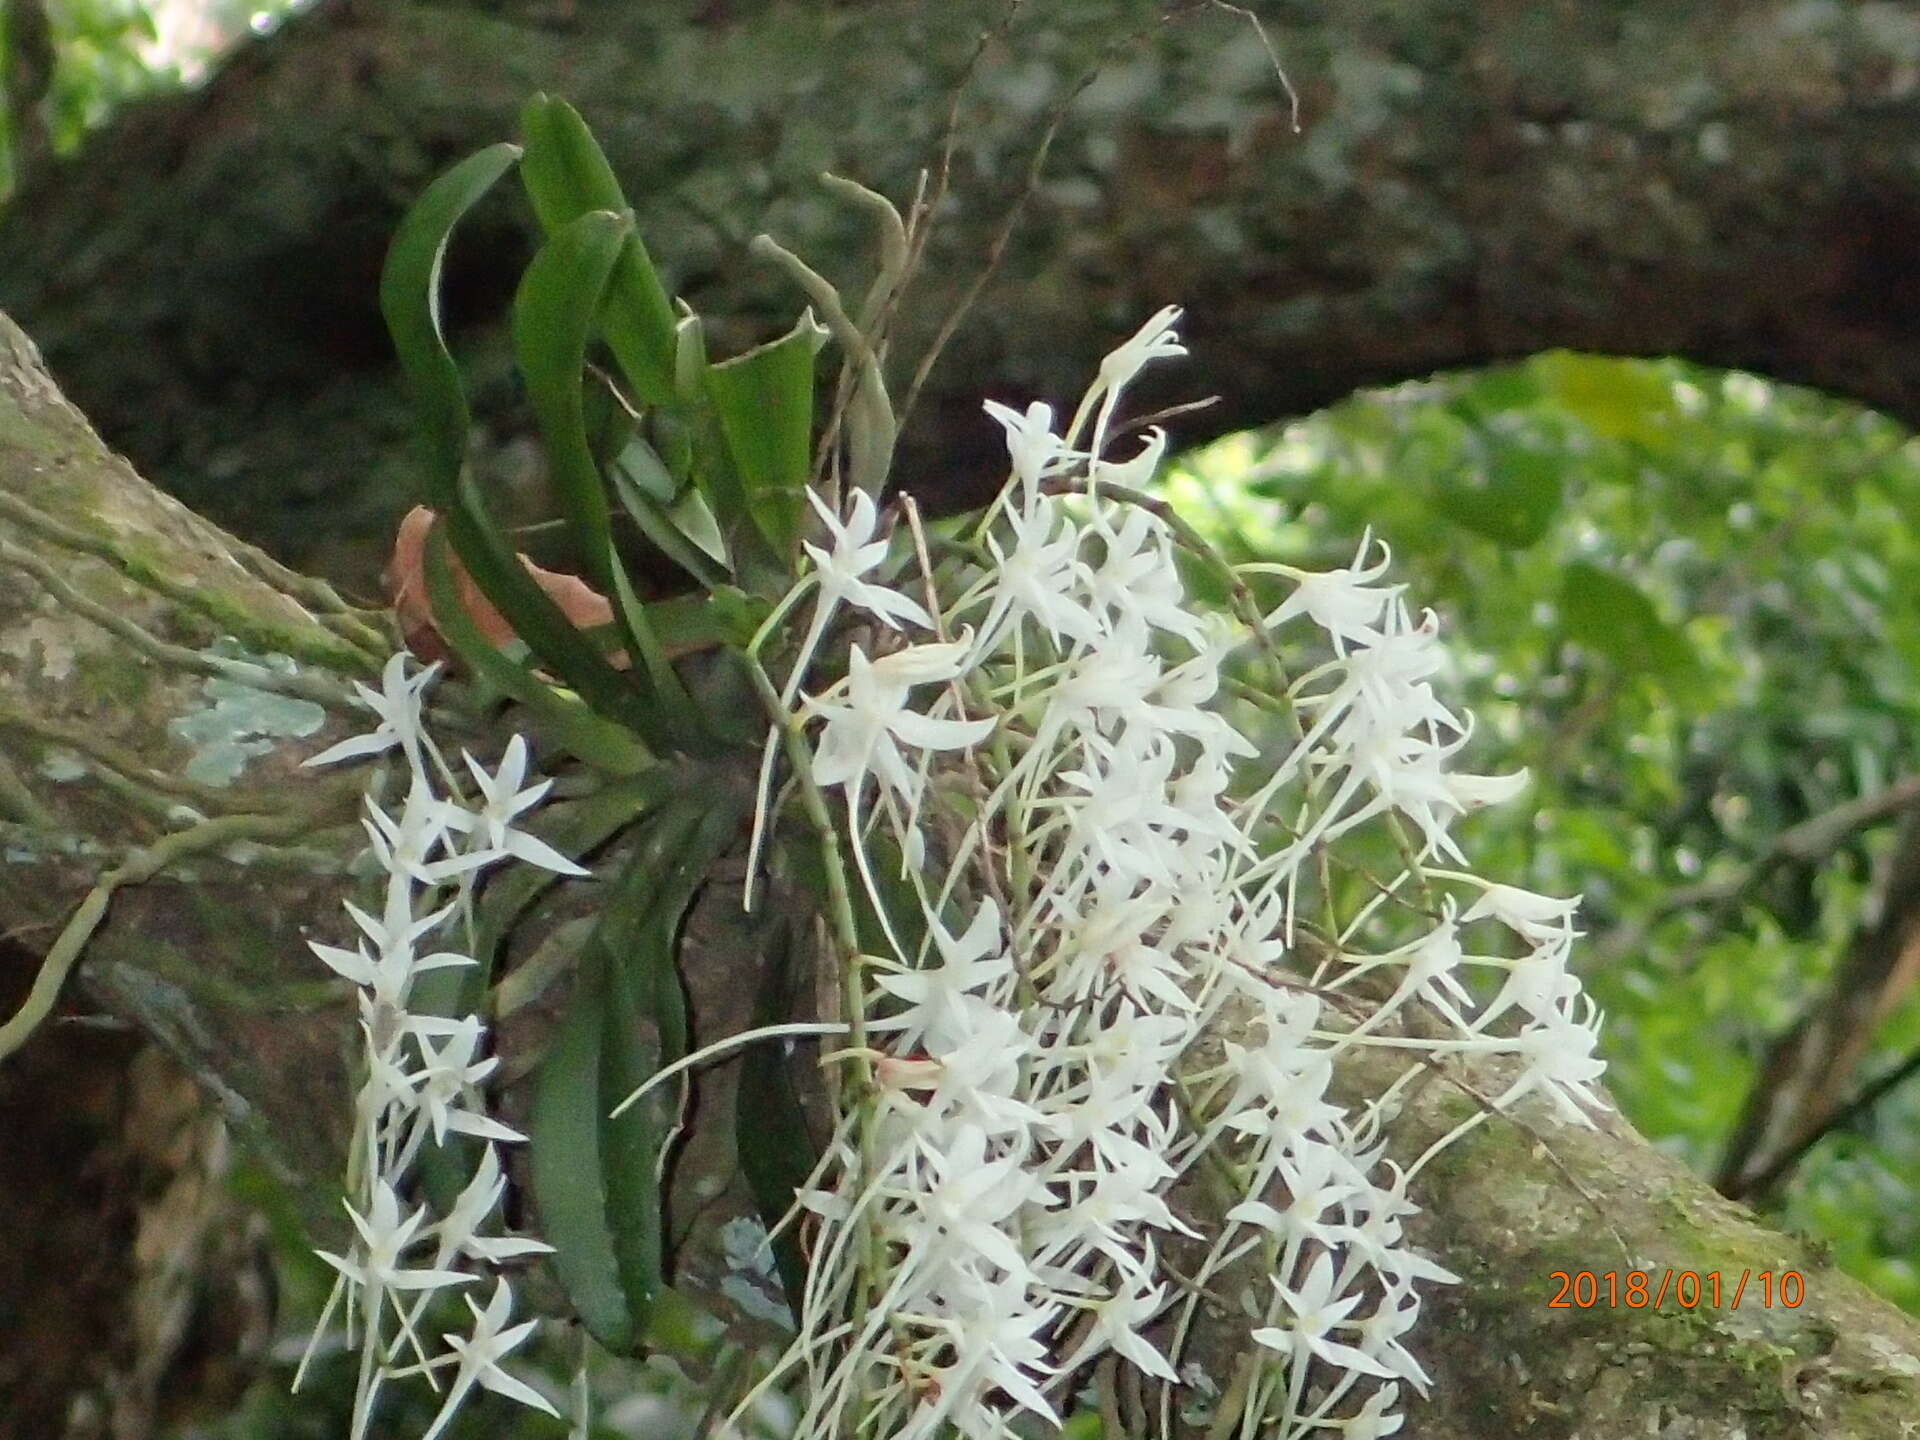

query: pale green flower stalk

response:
[297,657,566,1440]
[752,310,1604,1440]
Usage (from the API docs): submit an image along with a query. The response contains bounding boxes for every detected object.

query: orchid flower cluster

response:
[296,655,579,1440]
[756,308,1607,1440]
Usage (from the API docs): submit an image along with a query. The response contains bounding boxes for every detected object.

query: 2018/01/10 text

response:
[1547,1270,1805,1310]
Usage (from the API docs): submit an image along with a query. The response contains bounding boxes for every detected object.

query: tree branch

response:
[3,309,1918,1432]
[1595,774,1920,967]
[6,0,1920,585]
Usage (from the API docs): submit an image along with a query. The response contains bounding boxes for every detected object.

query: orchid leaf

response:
[512,208,630,597]
[586,792,746,1333]
[704,311,827,558]
[472,766,686,981]
[379,140,651,737]
[601,535,717,753]
[610,443,732,590]
[736,910,816,1319]
[531,933,636,1350]
[519,93,678,407]
[532,798,704,1351]
[379,141,521,510]
[618,427,681,504]
[423,521,651,774]
[440,471,666,747]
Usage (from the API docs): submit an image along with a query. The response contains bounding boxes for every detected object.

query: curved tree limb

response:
[3,313,1920,1432]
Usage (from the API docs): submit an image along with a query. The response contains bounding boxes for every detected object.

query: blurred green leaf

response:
[616,430,683,505]
[1559,561,1697,680]
[1430,440,1563,548]
[1533,350,1677,447]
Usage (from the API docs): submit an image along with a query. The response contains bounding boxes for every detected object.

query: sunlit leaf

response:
[1532,350,1677,448]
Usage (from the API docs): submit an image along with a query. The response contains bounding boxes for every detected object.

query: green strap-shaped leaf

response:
[601,536,716,753]
[471,766,685,977]
[736,910,817,1320]
[583,371,639,473]
[423,521,653,774]
[416,772,676,1217]
[617,427,680,504]
[518,93,626,228]
[379,141,523,509]
[674,312,760,567]
[512,208,630,597]
[667,312,782,583]
[519,93,679,407]
[704,313,826,558]
[531,936,633,1349]
[531,799,703,1351]
[533,790,744,1348]
[598,929,668,1337]
[602,795,745,1319]
[381,155,658,741]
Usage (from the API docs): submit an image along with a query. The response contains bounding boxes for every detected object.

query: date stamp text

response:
[1547,1270,1805,1310]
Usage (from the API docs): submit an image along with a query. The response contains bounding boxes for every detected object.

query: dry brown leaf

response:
[384,506,629,669]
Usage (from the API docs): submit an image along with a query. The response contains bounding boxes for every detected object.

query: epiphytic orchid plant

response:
[297,95,1604,1440]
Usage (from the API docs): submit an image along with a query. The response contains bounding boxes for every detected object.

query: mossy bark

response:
[4,309,1919,1432]
[0,313,382,1433]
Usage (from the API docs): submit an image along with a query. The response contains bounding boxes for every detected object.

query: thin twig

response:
[1736,1042,1920,1198]
[897,35,1122,432]
[1188,0,1302,134]
[1597,774,1920,965]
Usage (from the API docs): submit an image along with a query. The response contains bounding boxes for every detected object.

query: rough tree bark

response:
[5,315,1920,1434]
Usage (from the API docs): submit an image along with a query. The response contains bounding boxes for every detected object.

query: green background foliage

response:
[1168,353,1920,1314]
